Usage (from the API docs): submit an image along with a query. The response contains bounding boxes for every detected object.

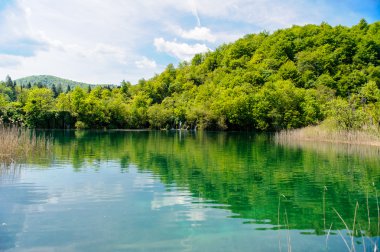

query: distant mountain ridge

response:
[15,75,113,89]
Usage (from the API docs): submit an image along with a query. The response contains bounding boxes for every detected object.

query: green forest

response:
[1,19,380,131]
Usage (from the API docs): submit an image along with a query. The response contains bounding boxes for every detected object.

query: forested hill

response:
[15,75,114,91]
[128,19,380,130]
[1,19,380,130]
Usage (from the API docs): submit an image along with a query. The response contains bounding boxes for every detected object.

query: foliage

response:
[24,88,55,128]
[1,20,379,131]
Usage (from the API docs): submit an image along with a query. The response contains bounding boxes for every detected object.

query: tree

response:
[37,82,44,88]
[337,70,367,96]
[121,80,131,97]
[24,88,55,128]
[360,81,380,103]
[126,92,151,128]
[327,97,366,130]
[107,90,128,128]
[70,87,87,118]
[4,75,16,101]
[57,83,63,94]
[252,81,305,130]
[51,84,58,98]
[147,103,171,129]
[5,75,13,88]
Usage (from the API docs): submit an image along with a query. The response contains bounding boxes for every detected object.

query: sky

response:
[0,0,379,84]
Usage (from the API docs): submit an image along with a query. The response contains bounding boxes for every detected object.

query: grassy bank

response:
[275,121,380,147]
[0,125,51,166]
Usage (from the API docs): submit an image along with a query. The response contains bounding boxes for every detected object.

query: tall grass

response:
[275,121,380,147]
[277,185,379,252]
[0,124,51,166]
[331,198,379,252]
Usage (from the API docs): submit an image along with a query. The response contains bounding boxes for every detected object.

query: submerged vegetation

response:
[1,19,380,133]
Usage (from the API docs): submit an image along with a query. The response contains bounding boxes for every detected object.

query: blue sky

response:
[0,0,379,84]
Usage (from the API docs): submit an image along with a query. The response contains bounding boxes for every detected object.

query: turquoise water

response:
[0,131,379,251]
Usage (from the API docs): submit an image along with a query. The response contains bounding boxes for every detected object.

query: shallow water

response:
[0,130,379,251]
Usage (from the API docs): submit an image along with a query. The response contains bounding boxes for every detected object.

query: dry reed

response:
[274,124,380,160]
[0,124,51,166]
[275,124,380,147]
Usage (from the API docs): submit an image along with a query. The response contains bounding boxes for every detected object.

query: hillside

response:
[130,19,380,130]
[15,75,104,90]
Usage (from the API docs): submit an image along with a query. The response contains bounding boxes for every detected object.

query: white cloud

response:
[154,37,210,61]
[0,0,376,83]
[0,1,48,58]
[0,55,23,67]
[174,26,216,43]
[135,57,157,69]
[0,0,150,83]
[151,190,208,222]
[151,191,192,209]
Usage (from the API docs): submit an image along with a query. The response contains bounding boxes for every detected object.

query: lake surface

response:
[0,130,379,251]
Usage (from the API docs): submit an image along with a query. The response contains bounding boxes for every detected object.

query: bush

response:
[75,121,88,129]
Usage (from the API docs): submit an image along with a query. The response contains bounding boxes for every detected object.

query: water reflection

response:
[276,136,380,160]
[0,164,21,182]
[49,131,380,230]
[0,182,48,250]
[1,130,379,251]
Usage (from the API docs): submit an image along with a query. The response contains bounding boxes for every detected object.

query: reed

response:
[330,195,379,252]
[278,195,282,252]
[275,123,380,147]
[278,194,291,252]
[0,124,51,166]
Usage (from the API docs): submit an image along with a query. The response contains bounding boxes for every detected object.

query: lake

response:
[0,130,379,251]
